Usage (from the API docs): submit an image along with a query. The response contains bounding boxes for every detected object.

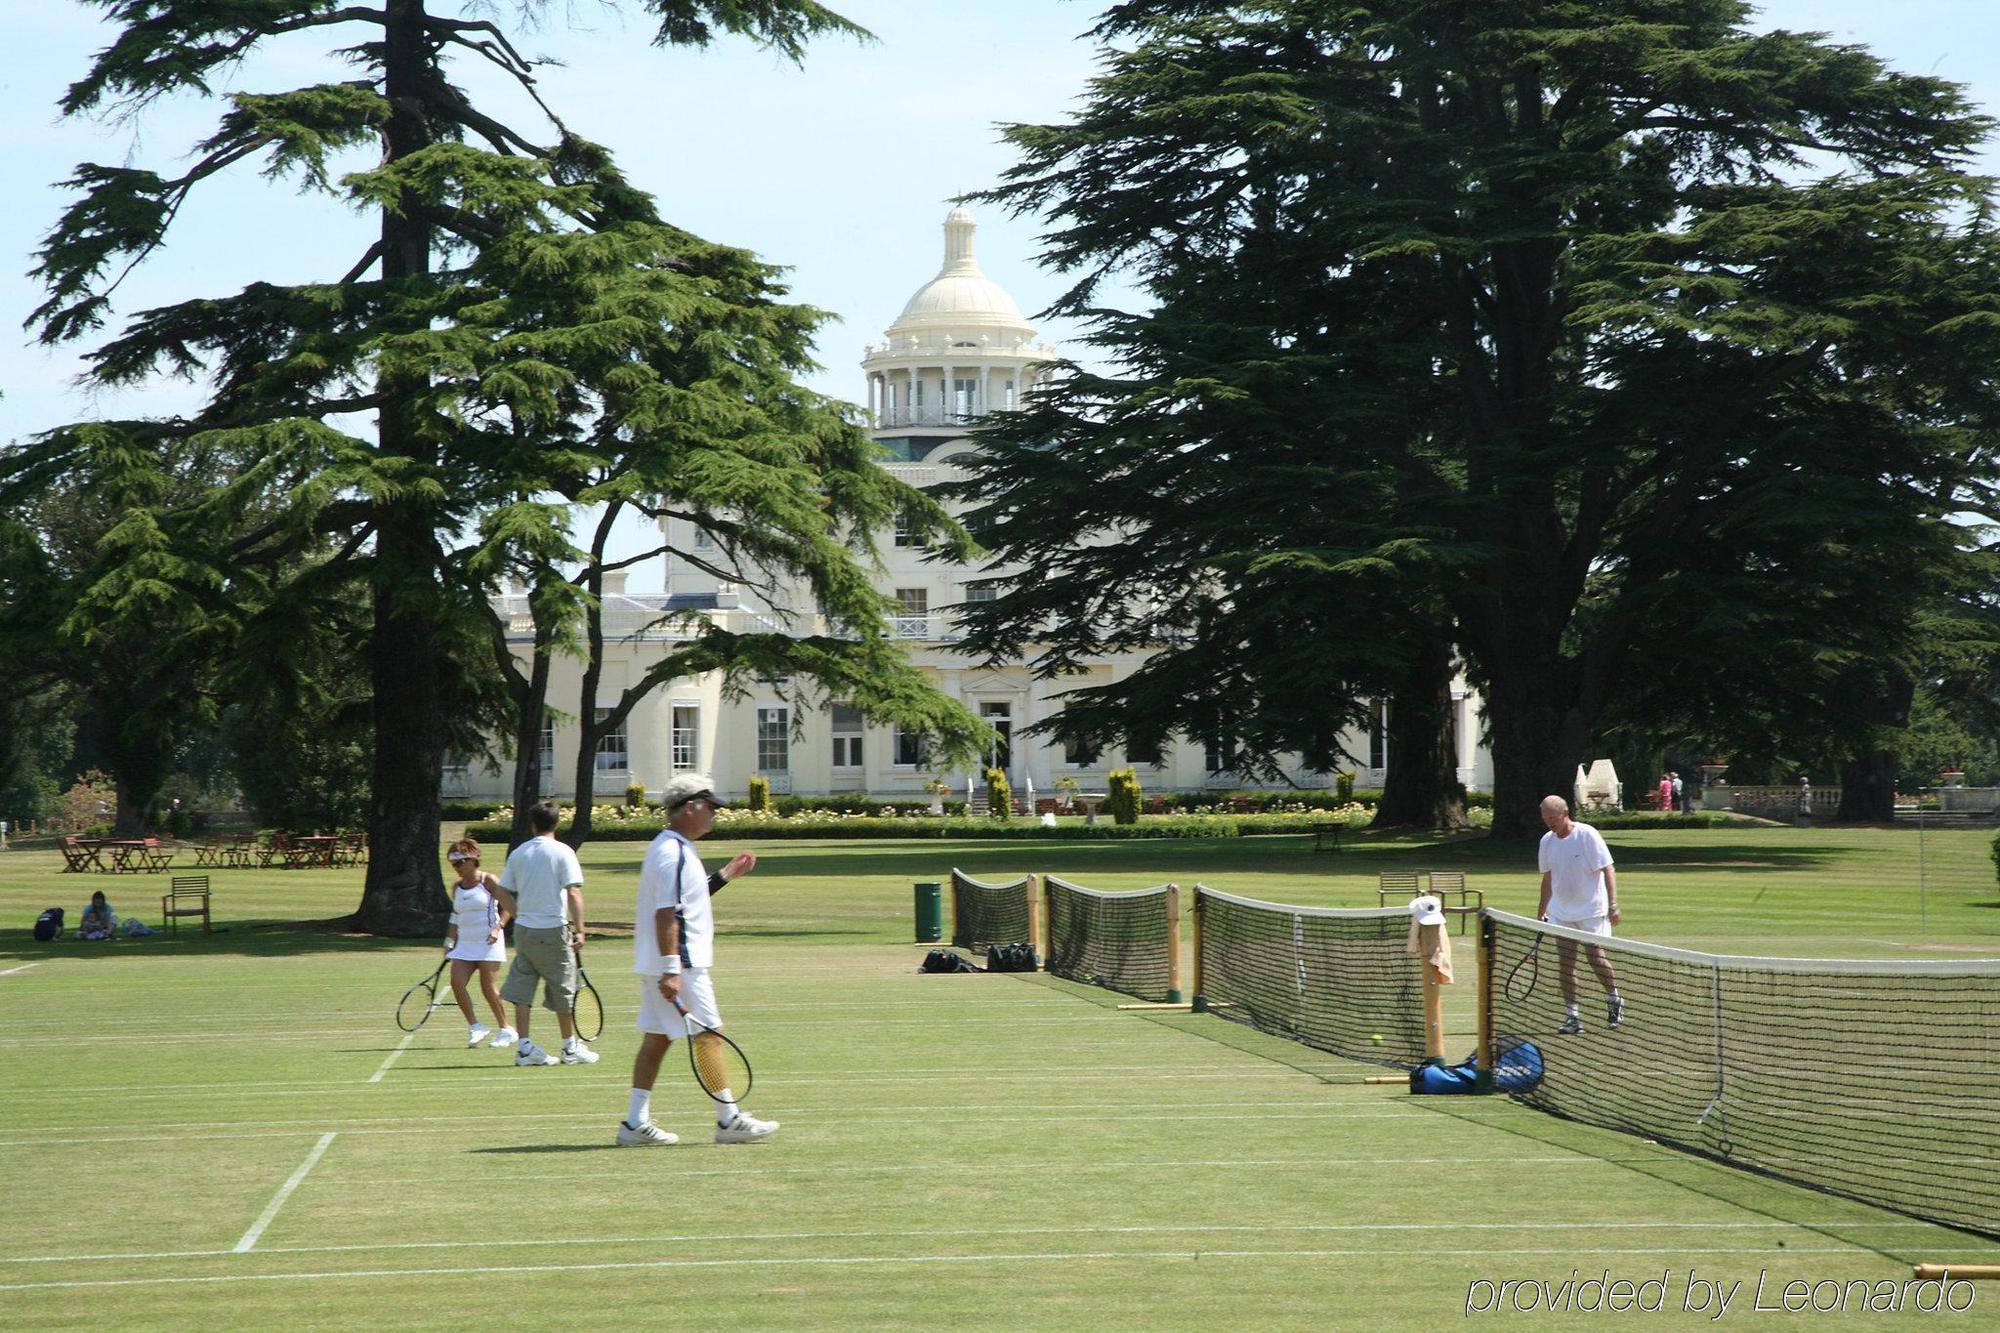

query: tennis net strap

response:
[1195,887,1425,1067]
[1044,877,1179,1003]
[1483,909,2000,1239]
[949,868,1034,954]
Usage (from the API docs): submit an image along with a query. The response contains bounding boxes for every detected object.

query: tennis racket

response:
[396,955,450,1032]
[1504,934,1545,1003]
[675,998,752,1103]
[573,957,604,1042]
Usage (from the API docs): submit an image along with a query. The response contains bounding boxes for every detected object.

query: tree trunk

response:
[507,616,555,851]
[1837,672,1914,822]
[1371,633,1468,829]
[354,0,448,936]
[508,663,550,851]
[1477,645,1593,841]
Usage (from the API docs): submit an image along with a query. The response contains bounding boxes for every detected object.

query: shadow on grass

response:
[0,921,453,964]
[471,1144,622,1155]
[1012,970,1399,1086]
[1409,1097,1989,1266]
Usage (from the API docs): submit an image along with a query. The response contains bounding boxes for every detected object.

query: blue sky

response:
[3,2,1996,583]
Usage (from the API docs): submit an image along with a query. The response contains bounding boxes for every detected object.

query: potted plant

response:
[1054,775,1081,810]
[924,778,948,815]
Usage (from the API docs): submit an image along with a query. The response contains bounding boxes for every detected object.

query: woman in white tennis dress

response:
[444,838,518,1048]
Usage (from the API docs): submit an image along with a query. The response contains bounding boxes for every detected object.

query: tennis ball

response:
[1370,1033,1384,1046]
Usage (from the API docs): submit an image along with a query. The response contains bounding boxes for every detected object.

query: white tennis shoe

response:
[715,1111,779,1144]
[515,1040,558,1067]
[467,1024,492,1047]
[617,1120,678,1147]
[560,1040,600,1065]
[489,1027,518,1049]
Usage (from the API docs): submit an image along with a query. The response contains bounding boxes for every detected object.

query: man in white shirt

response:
[497,801,598,1067]
[616,773,777,1147]
[1536,794,1624,1035]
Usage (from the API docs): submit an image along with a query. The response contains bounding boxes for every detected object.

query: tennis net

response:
[949,868,1035,955]
[1195,887,1425,1067]
[1484,909,2000,1238]
[1044,876,1181,1002]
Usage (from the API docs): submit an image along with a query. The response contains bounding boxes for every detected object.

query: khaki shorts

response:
[500,925,577,1013]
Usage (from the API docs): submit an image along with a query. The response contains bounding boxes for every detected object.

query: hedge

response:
[462,811,1362,844]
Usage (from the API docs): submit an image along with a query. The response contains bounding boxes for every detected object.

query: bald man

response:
[1536,795,1623,1034]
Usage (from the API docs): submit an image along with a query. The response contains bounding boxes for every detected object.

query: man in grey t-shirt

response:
[497,801,598,1067]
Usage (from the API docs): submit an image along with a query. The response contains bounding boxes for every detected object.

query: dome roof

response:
[885,208,1036,339]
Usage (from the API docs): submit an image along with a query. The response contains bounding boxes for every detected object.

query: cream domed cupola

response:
[886,207,1036,338]
[862,208,1059,439]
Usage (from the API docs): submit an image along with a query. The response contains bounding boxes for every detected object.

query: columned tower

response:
[861,208,1058,458]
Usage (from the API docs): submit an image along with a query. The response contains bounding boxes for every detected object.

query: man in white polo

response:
[498,800,598,1067]
[1537,794,1624,1034]
[617,773,777,1146]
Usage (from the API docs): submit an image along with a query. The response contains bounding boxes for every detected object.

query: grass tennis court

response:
[1,825,1996,1326]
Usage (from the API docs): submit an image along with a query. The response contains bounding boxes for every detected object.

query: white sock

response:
[627,1088,651,1127]
[712,1094,737,1123]
[1566,1003,1580,1017]
[564,1035,580,1051]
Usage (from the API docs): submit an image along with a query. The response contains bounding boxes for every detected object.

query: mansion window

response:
[832,703,864,769]
[894,587,928,637]
[670,704,699,771]
[594,708,628,772]
[893,725,928,768]
[756,707,790,773]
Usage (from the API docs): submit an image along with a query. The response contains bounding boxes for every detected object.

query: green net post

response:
[913,881,942,943]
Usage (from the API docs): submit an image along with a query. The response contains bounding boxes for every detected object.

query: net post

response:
[1164,883,1184,1003]
[948,870,962,950]
[1419,920,1446,1065]
[1189,886,1208,1013]
[1475,912,1495,1094]
[1030,873,1045,967]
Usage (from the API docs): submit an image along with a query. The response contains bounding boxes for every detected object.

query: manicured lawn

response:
[0,825,1994,1327]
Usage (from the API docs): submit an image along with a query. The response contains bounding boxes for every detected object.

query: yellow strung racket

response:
[674,999,753,1103]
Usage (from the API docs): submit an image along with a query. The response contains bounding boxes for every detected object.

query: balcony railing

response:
[877,406,998,428]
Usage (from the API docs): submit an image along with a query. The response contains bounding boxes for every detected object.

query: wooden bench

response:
[1311,822,1345,853]
[163,876,211,934]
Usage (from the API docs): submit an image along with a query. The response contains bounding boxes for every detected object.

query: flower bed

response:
[464,808,1367,843]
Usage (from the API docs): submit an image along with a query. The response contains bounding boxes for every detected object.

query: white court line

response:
[335,1154,1644,1186]
[233,1133,337,1253]
[0,1245,1912,1293]
[367,1034,417,1085]
[2,1218,1969,1267]
[0,963,41,977]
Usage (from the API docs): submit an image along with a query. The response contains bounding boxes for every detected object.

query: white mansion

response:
[459,210,1495,804]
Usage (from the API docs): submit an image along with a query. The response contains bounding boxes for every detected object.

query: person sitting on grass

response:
[78,891,114,941]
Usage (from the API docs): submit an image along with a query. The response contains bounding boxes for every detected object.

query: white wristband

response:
[661,961,682,975]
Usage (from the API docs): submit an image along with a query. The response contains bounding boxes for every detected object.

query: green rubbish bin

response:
[913,881,943,943]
